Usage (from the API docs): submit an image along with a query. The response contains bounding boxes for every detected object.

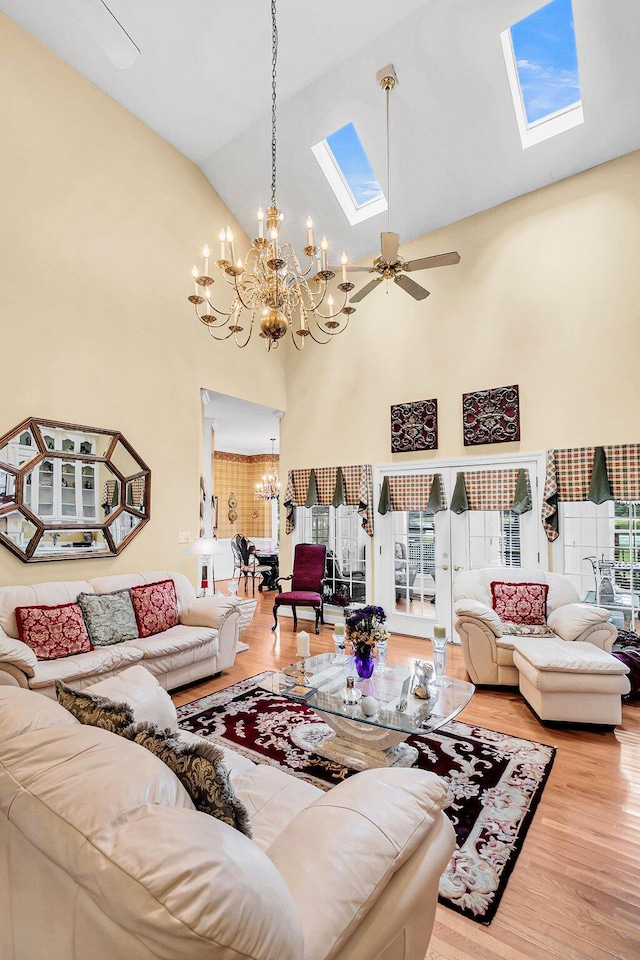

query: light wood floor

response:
[173,585,640,960]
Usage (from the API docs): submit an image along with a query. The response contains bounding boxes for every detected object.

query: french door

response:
[375,455,546,639]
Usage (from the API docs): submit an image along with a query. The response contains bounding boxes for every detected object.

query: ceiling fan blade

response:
[394,275,430,300]
[350,277,384,303]
[405,252,461,272]
[381,232,400,263]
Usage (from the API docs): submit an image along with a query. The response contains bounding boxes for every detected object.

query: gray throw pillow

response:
[122,722,252,837]
[77,589,139,646]
[55,679,135,734]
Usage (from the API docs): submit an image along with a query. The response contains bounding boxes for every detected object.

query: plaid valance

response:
[378,474,447,515]
[543,444,640,541]
[284,465,374,537]
[450,468,531,515]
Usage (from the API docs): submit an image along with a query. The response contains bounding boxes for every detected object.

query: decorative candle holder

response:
[431,627,449,687]
[297,656,312,687]
[333,633,347,664]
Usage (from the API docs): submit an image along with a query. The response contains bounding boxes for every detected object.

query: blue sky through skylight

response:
[325,123,384,208]
[510,0,581,126]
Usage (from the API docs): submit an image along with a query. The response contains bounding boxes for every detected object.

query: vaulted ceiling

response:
[3,0,640,260]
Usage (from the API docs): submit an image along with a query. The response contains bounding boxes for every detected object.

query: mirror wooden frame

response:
[0,416,151,563]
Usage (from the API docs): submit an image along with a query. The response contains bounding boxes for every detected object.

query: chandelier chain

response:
[187,0,355,349]
[271,0,278,208]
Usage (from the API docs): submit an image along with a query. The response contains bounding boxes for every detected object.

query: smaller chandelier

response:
[255,439,280,501]
[188,0,355,351]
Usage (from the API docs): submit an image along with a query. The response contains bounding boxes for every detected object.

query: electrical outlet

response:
[178,532,191,544]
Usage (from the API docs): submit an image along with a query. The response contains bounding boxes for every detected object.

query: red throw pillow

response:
[16,603,92,660]
[490,581,549,626]
[130,579,179,638]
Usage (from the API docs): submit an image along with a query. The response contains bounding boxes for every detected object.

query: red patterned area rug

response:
[177,675,555,924]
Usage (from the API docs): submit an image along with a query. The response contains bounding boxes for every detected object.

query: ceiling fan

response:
[347,64,460,303]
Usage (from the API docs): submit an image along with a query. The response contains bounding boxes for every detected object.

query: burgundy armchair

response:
[272,543,327,634]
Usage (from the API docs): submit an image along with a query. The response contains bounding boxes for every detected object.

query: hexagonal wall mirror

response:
[0,417,151,562]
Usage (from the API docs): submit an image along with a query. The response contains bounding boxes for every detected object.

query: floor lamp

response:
[185,537,218,596]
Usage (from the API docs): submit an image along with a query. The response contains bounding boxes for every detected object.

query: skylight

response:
[312,122,387,226]
[501,0,583,149]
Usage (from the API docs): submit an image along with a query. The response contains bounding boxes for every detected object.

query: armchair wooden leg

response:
[271,605,278,632]
[292,606,297,630]
[314,609,320,634]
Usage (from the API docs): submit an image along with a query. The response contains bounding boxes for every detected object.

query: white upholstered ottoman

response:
[511,639,630,727]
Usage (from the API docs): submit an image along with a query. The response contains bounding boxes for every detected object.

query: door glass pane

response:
[393,511,436,619]
[468,509,521,569]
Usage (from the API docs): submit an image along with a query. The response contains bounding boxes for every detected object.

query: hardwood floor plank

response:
[172,583,640,960]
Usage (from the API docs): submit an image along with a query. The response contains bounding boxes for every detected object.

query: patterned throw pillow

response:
[501,622,556,637]
[77,590,139,646]
[123,723,252,837]
[16,603,92,660]
[55,680,135,733]
[130,579,179,639]
[491,581,549,626]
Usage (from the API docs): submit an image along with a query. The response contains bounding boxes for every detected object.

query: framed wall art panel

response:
[391,400,438,453]
[462,384,520,446]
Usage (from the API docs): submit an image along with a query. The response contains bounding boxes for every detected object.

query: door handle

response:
[454,565,463,571]
[441,564,449,570]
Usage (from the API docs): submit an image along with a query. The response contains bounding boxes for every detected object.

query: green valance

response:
[377,474,447,515]
[284,465,374,536]
[450,468,532,515]
[543,444,640,541]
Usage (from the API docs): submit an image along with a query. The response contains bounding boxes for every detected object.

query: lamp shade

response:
[185,537,218,557]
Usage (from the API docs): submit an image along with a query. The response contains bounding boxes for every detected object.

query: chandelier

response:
[255,439,280,501]
[188,0,355,351]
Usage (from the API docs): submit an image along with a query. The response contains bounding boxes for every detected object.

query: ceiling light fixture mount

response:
[188,0,354,350]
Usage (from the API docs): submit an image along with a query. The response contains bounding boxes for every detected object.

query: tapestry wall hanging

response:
[462,384,520,446]
[391,399,438,453]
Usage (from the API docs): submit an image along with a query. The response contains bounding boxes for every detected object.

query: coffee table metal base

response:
[291,719,419,771]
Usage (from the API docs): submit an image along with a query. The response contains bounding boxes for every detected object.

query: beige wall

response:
[0,15,286,588]
[279,149,640,571]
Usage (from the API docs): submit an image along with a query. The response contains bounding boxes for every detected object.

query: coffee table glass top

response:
[258,653,474,737]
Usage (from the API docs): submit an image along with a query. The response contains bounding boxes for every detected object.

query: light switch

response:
[178,532,191,543]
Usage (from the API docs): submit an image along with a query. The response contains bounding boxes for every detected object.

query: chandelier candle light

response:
[188,0,355,351]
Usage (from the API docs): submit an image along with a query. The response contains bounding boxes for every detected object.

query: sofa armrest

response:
[454,599,502,635]
[0,627,37,678]
[216,608,240,672]
[266,768,449,960]
[547,602,612,642]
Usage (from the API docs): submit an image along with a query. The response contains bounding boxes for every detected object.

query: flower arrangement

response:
[345,604,389,660]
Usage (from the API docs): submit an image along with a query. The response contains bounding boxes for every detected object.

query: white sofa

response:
[0,572,255,698]
[0,668,456,960]
[454,567,617,686]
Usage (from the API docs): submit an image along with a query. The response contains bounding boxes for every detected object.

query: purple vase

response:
[355,655,375,679]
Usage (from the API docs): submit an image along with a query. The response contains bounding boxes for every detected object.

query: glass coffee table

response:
[258,653,475,771]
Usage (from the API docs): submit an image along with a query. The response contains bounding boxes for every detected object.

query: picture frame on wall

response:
[462,384,520,446]
[390,399,438,453]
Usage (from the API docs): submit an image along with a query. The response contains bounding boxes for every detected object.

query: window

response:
[501,0,583,149]
[312,122,387,226]
[297,504,368,604]
[560,501,640,630]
